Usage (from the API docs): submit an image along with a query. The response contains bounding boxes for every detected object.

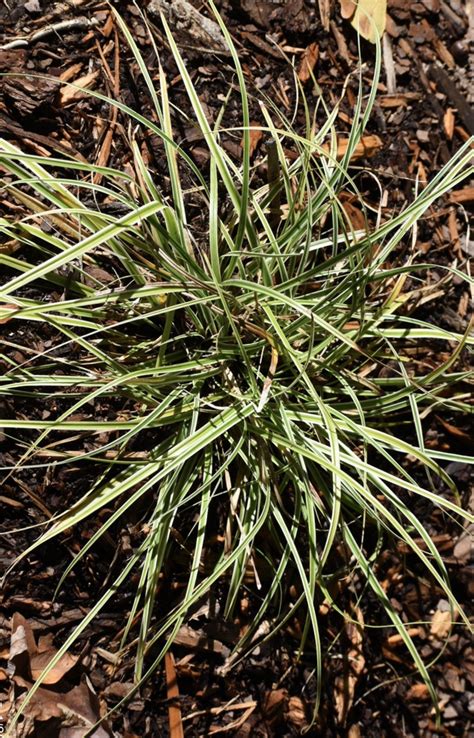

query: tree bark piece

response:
[147,0,229,53]
[428,65,474,136]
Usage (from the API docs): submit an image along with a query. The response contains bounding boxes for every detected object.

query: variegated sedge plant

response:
[1,2,473,732]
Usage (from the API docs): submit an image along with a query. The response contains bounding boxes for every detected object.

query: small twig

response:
[1,17,98,50]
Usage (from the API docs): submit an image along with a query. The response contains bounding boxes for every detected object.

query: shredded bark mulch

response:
[0,1,473,736]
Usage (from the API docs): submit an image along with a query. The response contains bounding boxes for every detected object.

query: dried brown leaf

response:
[9,614,36,680]
[437,416,473,447]
[406,683,430,701]
[287,696,308,730]
[444,108,455,139]
[450,187,474,204]
[351,0,387,43]
[298,42,319,83]
[263,688,287,727]
[9,613,79,685]
[13,675,111,736]
[334,606,365,724]
[243,122,264,158]
[341,196,366,230]
[324,134,383,161]
[430,608,453,639]
[241,0,275,28]
[339,0,356,19]
[0,304,19,324]
[31,649,78,685]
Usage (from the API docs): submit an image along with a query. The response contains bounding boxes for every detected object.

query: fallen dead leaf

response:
[430,607,453,640]
[9,613,79,685]
[241,0,275,28]
[340,0,356,19]
[437,416,474,449]
[450,187,474,204]
[351,0,387,43]
[13,674,111,737]
[9,614,37,680]
[84,265,116,286]
[348,725,362,738]
[340,0,387,42]
[242,121,263,158]
[324,134,383,161]
[263,688,287,727]
[287,696,308,730]
[406,683,430,701]
[444,108,455,140]
[0,304,19,324]
[298,42,319,83]
[31,633,78,684]
[343,201,366,229]
[334,606,365,724]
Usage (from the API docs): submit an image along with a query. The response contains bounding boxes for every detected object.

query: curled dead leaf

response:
[406,683,430,701]
[287,696,308,730]
[9,613,79,685]
[298,42,319,83]
[263,688,287,727]
[32,634,78,684]
[334,606,365,724]
[0,304,19,324]
[340,192,366,230]
[348,726,362,738]
[242,121,264,158]
[340,0,356,18]
[13,674,111,737]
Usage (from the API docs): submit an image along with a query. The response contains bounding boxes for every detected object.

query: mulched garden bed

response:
[0,1,472,736]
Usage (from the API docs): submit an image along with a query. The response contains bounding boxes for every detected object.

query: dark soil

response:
[0,1,473,737]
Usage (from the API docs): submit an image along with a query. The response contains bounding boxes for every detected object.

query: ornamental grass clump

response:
[1,3,472,730]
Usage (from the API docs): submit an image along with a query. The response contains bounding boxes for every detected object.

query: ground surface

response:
[0,1,473,736]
